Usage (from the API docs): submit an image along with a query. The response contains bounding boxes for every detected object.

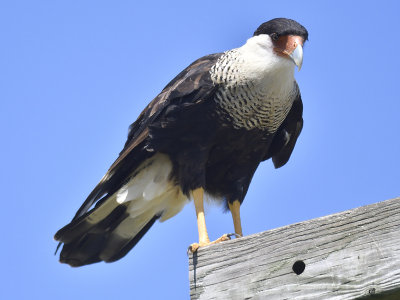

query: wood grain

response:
[189,197,400,299]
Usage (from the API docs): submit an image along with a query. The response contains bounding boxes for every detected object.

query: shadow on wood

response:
[189,197,400,299]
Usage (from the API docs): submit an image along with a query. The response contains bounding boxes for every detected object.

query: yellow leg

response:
[189,187,231,252]
[193,187,210,244]
[229,200,243,237]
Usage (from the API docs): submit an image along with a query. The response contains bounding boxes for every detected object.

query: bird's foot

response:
[188,233,237,253]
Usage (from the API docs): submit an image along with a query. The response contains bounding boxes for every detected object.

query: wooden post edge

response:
[189,197,400,300]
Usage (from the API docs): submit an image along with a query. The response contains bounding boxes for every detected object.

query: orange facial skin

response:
[273,35,304,58]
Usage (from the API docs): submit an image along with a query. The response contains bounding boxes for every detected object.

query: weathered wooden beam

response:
[189,197,400,299]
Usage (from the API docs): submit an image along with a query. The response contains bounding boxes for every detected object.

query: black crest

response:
[254,18,308,41]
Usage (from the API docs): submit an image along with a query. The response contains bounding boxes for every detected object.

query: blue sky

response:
[1,1,399,299]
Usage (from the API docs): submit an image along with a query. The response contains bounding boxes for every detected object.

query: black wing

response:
[264,87,303,168]
[55,53,222,238]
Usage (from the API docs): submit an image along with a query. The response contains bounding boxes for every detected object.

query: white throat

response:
[237,34,295,94]
[210,34,298,131]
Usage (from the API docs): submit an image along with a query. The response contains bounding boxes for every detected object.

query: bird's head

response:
[254,18,308,71]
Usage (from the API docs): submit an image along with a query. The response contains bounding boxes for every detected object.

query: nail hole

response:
[292,260,305,275]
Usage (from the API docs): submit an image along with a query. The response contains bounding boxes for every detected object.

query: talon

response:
[188,234,232,253]
[188,243,200,253]
[227,233,242,239]
[218,233,231,241]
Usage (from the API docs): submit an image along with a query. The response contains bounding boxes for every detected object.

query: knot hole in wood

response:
[292,260,305,275]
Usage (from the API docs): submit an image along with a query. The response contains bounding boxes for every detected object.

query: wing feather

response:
[56,53,222,235]
[265,88,303,168]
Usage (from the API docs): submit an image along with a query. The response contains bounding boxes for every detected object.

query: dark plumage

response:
[55,18,308,266]
[254,18,308,40]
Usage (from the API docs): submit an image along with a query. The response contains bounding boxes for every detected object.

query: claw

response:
[227,233,242,239]
[188,233,233,253]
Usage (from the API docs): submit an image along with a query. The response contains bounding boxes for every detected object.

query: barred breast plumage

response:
[210,44,297,132]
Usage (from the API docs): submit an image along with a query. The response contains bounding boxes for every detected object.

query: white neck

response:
[210,34,298,131]
[237,34,295,95]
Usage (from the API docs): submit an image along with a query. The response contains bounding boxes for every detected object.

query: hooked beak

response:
[289,43,303,71]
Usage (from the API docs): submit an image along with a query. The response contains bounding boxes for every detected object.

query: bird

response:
[54,18,308,267]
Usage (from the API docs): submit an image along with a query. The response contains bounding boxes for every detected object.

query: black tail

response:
[54,204,159,267]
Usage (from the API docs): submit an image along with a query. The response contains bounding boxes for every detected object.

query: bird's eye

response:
[271,33,279,41]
